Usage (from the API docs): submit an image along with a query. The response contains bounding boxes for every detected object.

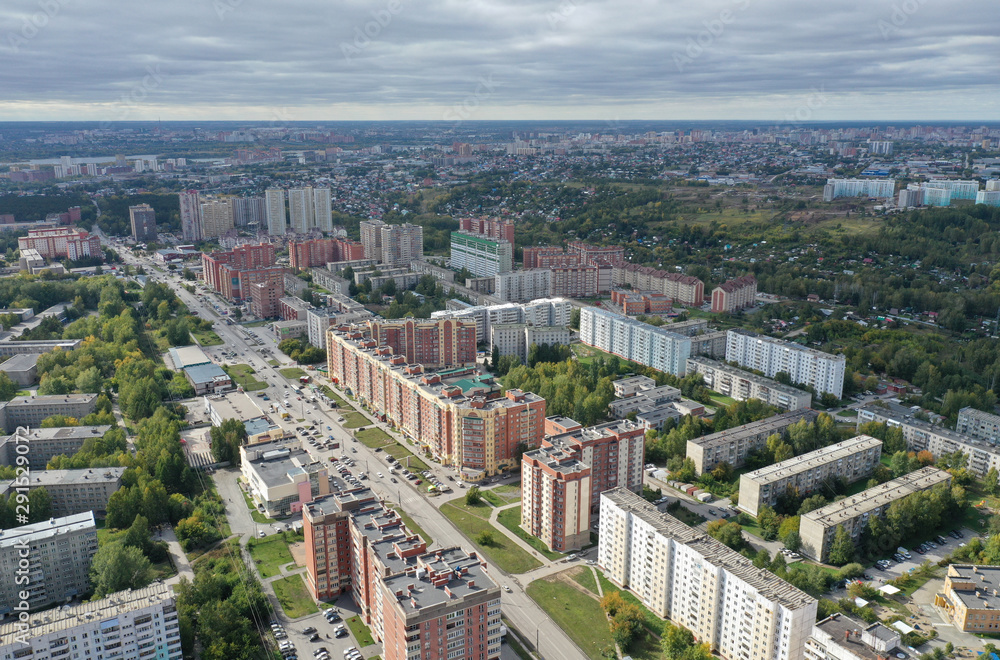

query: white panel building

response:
[495,269,552,302]
[265,188,286,235]
[580,307,691,376]
[725,329,846,399]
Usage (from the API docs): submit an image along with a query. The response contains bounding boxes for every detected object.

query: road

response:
[112,244,588,660]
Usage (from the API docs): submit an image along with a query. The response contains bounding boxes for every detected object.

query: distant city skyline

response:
[1,0,997,122]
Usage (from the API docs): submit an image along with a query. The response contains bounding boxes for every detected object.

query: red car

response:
[415,480,422,486]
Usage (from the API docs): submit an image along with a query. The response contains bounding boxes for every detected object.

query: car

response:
[458,482,466,488]
[415,479,422,485]
[373,447,382,452]
[259,530,266,538]
[301,626,317,635]
[377,472,383,478]
[343,648,359,657]
[325,611,341,622]
[893,553,905,562]
[936,535,948,544]
[335,628,349,638]
[309,633,321,642]
[950,530,962,539]
[390,477,398,483]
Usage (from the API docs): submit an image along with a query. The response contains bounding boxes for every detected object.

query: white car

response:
[377,472,384,479]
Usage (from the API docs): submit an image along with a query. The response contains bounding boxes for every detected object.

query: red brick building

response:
[18,227,102,260]
[711,275,758,313]
[202,243,278,299]
[288,237,365,270]
[249,281,282,318]
[367,318,477,370]
[522,246,568,269]
[612,264,705,306]
[567,240,625,267]
[459,217,514,244]
[611,289,674,315]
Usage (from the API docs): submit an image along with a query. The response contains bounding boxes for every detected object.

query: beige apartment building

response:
[685,409,818,475]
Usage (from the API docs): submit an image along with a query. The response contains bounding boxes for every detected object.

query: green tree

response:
[27,487,52,523]
[757,505,780,541]
[465,486,482,506]
[123,514,153,555]
[210,418,248,466]
[0,372,18,401]
[706,519,746,551]
[828,525,856,566]
[475,530,496,546]
[90,542,153,597]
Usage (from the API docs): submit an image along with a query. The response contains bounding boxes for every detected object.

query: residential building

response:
[599,488,817,660]
[240,439,330,517]
[314,187,333,232]
[521,444,592,551]
[612,375,657,398]
[0,467,125,518]
[18,227,102,260]
[806,614,904,660]
[432,299,570,344]
[691,329,729,359]
[549,264,600,298]
[726,329,846,399]
[0,351,40,386]
[280,296,312,321]
[523,246,571,269]
[0,512,98,615]
[611,264,704,306]
[0,425,111,469]
[289,237,364,269]
[489,323,572,364]
[306,307,372,350]
[0,393,97,431]
[178,190,203,241]
[232,195,266,226]
[368,318,478,369]
[936,564,1000,633]
[567,241,626,267]
[459,217,514,243]
[956,406,1000,445]
[202,242,277,291]
[611,288,674,315]
[361,221,425,267]
[183,363,233,395]
[199,198,236,238]
[822,178,896,201]
[799,467,952,562]
[0,582,182,660]
[494,269,551,303]
[265,187,287,235]
[579,307,692,376]
[450,231,513,277]
[250,280,282,318]
[926,179,980,200]
[288,187,316,233]
[607,384,682,417]
[977,190,1000,207]
[360,219,386,260]
[128,203,157,242]
[686,357,813,411]
[711,275,757,313]
[272,319,308,342]
[857,403,1000,482]
[737,435,883,517]
[686,409,819,475]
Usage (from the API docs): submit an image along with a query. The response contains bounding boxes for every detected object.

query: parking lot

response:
[271,606,365,660]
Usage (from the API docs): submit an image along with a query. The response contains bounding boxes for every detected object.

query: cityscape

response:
[1,2,1000,660]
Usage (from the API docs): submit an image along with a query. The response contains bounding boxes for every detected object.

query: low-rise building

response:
[608,384,681,417]
[956,406,1000,445]
[0,467,125,518]
[0,352,40,386]
[183,363,233,395]
[0,393,97,431]
[612,375,657,398]
[685,409,818,475]
[204,391,266,427]
[0,337,82,357]
[240,440,330,517]
[806,614,904,660]
[936,564,1000,633]
[166,345,211,370]
[521,444,592,551]
[0,425,111,469]
[272,319,308,341]
[0,582,183,660]
[686,357,813,411]
[738,435,883,517]
[799,467,952,562]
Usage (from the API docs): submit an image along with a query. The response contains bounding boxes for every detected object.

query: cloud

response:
[0,0,997,120]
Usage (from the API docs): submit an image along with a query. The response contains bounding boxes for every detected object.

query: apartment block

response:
[691,329,729,359]
[857,403,1000,482]
[956,406,1000,445]
[433,298,570,344]
[0,394,98,432]
[925,179,980,200]
[0,467,125,518]
[459,217,514,244]
[232,195,266,226]
[250,280,282,318]
[289,237,364,269]
[360,219,386,260]
[327,328,544,475]
[361,220,424,267]
[489,324,572,364]
[306,307,367,350]
[199,198,235,238]
[281,296,312,321]
[611,264,704,306]
[711,275,757,313]
[17,227,103,261]
[128,203,157,242]
[178,190,203,241]
[240,440,330,517]
[0,425,110,469]
[579,307,692,376]
[0,583,182,660]
[686,357,813,411]
[726,329,846,399]
[611,288,674,315]
[567,241,625,267]
[202,243,277,292]
[936,564,1000,633]
[549,263,600,298]
[521,445,592,551]
[0,512,98,615]
[822,178,896,201]
[523,246,571,269]
[738,435,883,517]
[686,409,819,475]
[450,231,513,277]
[799,467,952,562]
[368,318,477,369]
[806,614,904,660]
[977,190,1000,207]
[494,269,551,303]
[599,489,817,660]
[265,187,287,235]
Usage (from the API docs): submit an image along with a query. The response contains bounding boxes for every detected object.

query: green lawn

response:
[393,506,433,548]
[493,483,522,501]
[356,427,392,448]
[271,575,318,619]
[224,363,268,391]
[481,490,506,507]
[267,359,280,367]
[838,409,858,417]
[496,506,563,560]
[192,328,223,346]
[571,566,598,594]
[382,442,431,473]
[346,615,375,647]
[247,534,296,578]
[709,392,738,407]
[526,576,614,660]
[441,502,541,574]
[240,486,279,524]
[596,572,665,635]
[279,367,307,379]
[321,386,348,407]
[342,411,369,429]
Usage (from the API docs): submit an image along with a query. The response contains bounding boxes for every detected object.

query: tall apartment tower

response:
[200,198,235,239]
[128,203,157,242]
[265,188,287,235]
[381,222,423,267]
[360,219,385,260]
[178,190,202,241]
[288,187,316,233]
[314,187,333,232]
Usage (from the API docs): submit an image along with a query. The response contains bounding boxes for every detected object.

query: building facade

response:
[450,231,513,277]
[178,190,202,241]
[711,275,757,313]
[726,329,846,399]
[494,269,552,303]
[250,280,282,318]
[239,440,330,517]
[686,357,813,411]
[0,394,97,432]
[489,323,572,365]
[611,265,704,306]
[521,445,592,551]
[936,564,1000,633]
[1,467,125,518]
[956,406,1000,445]
[128,203,157,242]
[265,187,287,235]
[199,198,235,238]
[18,227,102,261]
[579,307,692,376]
[368,318,478,369]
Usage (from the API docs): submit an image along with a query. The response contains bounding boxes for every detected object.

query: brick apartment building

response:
[289,237,365,270]
[711,275,757,313]
[250,281,282,318]
[202,243,282,301]
[612,264,705,306]
[611,288,673,315]
[566,241,625,267]
[18,227,102,261]
[459,217,514,244]
[368,318,477,369]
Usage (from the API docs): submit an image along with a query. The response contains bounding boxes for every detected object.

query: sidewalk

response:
[161,526,193,586]
[487,502,554,567]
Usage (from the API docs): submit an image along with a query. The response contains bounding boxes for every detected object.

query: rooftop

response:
[744,435,882,485]
[0,511,95,550]
[184,362,230,385]
[604,488,815,609]
[386,547,498,615]
[524,444,590,476]
[814,614,901,660]
[0,352,40,371]
[167,345,211,370]
[801,467,952,527]
[4,425,110,441]
[688,409,818,450]
[17,467,125,488]
[7,393,97,408]
[206,391,265,422]
[947,565,1000,610]
[243,440,326,488]
[686,357,812,398]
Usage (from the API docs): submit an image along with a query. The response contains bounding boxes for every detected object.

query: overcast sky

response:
[1,0,997,122]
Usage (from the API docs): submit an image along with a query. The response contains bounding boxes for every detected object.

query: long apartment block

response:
[327,324,545,476]
[737,435,883,517]
[685,409,819,475]
[0,582,182,660]
[857,403,1000,482]
[599,488,816,660]
[799,467,952,562]
[0,394,98,432]
[579,307,692,376]
[0,424,111,468]
[725,329,846,399]
[0,467,124,518]
[956,406,1000,445]
[686,357,813,411]
[303,489,503,660]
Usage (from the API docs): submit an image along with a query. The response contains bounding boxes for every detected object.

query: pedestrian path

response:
[487,501,554,565]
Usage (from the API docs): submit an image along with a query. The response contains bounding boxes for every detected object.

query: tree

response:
[490,345,500,369]
[90,542,153,597]
[609,603,644,651]
[0,372,18,401]
[828,525,856,566]
[123,514,153,555]
[210,418,248,465]
[706,520,746,551]
[600,590,625,616]
[465,486,482,506]
[757,505,780,541]
[475,530,496,546]
[783,531,802,553]
[986,467,1000,496]
[27,487,52,523]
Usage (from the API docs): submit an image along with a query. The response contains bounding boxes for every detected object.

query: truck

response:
[299,375,311,384]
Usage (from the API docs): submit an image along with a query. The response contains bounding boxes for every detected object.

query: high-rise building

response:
[18,227,102,261]
[199,198,235,238]
[459,217,514,243]
[202,243,280,301]
[579,307,692,376]
[381,222,424,267]
[521,445,592,551]
[976,190,1000,207]
[494,269,552,302]
[366,318,477,370]
[566,241,625,267]
[711,274,757,313]
[0,511,98,615]
[822,178,896,201]
[178,190,202,241]
[128,203,157,242]
[489,324,572,365]
[926,179,980,200]
[450,231,513,277]
[0,583,183,660]
[599,488,817,660]
[249,280,282,318]
[314,186,333,232]
[289,237,365,269]
[232,196,266,227]
[288,187,316,233]
[725,329,846,399]
[359,219,385,260]
[265,188,287,235]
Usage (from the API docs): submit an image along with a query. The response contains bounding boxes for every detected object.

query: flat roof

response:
[743,435,882,485]
[7,425,110,441]
[244,442,324,488]
[386,547,498,614]
[168,345,210,369]
[184,362,229,384]
[0,511,95,550]
[603,488,815,609]
[688,409,818,450]
[815,614,900,660]
[686,357,812,398]
[206,392,265,422]
[18,467,125,488]
[7,393,97,408]
[0,352,40,371]
[729,329,846,362]
[948,565,1000,610]
[801,467,952,528]
[0,583,174,641]
[524,445,590,475]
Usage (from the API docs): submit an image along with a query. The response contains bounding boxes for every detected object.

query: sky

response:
[1,0,998,122]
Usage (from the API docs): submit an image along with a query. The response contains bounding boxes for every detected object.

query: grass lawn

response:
[709,392,738,407]
[224,363,268,391]
[342,411,369,429]
[570,566,598,594]
[346,615,375,647]
[596,573,664,635]
[838,409,858,417]
[496,506,563,561]
[493,483,522,501]
[279,367,307,379]
[239,486,279,524]
[667,503,706,527]
[481,490,506,507]
[247,534,295,578]
[321,386,348,407]
[526,576,613,660]
[271,575,318,619]
[393,506,433,547]
[382,443,431,473]
[356,427,392,448]
[192,329,223,346]
[267,359,280,367]
[441,502,541,574]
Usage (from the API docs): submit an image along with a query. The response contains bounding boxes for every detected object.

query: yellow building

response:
[936,564,1000,632]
